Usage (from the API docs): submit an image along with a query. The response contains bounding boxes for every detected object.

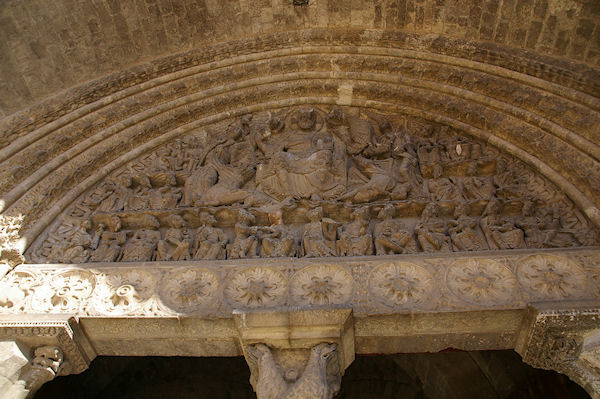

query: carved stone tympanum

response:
[26,107,598,264]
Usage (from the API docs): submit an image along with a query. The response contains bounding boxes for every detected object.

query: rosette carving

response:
[516,255,587,300]
[160,268,219,313]
[290,265,353,306]
[0,270,39,312]
[32,269,95,312]
[92,270,155,315]
[368,262,434,308]
[225,267,287,308]
[446,259,517,306]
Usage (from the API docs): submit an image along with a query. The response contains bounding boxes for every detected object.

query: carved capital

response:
[0,314,96,376]
[17,346,66,396]
[246,342,340,399]
[516,301,600,399]
[235,308,355,399]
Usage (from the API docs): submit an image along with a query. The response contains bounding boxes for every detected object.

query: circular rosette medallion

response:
[92,270,156,315]
[290,265,353,306]
[447,259,517,306]
[225,267,287,309]
[368,262,434,309]
[516,255,587,300]
[0,270,40,313]
[33,269,96,312]
[160,269,219,314]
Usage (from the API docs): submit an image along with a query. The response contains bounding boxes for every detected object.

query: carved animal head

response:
[246,343,272,362]
[311,342,337,365]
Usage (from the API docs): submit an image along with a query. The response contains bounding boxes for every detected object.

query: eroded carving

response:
[29,107,598,264]
[246,343,340,399]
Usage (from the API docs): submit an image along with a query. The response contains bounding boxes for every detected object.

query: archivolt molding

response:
[1,249,599,318]
[0,31,599,245]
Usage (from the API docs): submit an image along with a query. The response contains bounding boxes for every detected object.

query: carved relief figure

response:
[193,213,227,260]
[460,163,495,200]
[120,216,161,262]
[89,216,126,262]
[43,217,93,263]
[337,206,374,256]
[340,155,398,203]
[425,165,463,202]
[227,210,259,259]
[260,210,296,258]
[480,199,526,250]
[447,203,488,252]
[516,200,546,248]
[301,207,337,257]
[156,215,191,261]
[96,175,134,213]
[373,203,417,255]
[415,203,452,252]
[255,109,347,201]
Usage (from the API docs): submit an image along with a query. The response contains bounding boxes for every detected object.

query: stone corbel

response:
[0,314,96,398]
[515,301,600,399]
[234,308,354,399]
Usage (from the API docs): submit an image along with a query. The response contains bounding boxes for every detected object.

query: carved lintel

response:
[234,308,355,398]
[515,301,600,399]
[0,314,96,376]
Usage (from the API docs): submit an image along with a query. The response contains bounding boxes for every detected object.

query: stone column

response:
[0,343,68,398]
[234,308,355,399]
[0,315,96,397]
[516,301,600,399]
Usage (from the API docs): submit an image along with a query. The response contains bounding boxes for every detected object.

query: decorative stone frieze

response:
[2,248,599,318]
[516,301,600,399]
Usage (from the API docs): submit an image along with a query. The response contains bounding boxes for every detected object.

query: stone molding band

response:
[2,248,599,318]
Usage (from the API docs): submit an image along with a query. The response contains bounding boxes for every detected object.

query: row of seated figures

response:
[36,197,595,264]
[28,108,599,264]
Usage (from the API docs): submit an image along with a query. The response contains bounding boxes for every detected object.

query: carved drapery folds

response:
[26,107,598,264]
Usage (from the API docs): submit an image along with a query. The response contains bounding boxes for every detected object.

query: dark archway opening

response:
[35,350,590,398]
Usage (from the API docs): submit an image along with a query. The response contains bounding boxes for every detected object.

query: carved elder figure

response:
[227,210,259,259]
[301,207,337,257]
[373,203,418,255]
[480,198,526,250]
[260,210,296,258]
[156,214,191,261]
[193,213,228,260]
[89,216,126,262]
[425,165,463,202]
[415,203,452,252]
[447,202,488,251]
[337,206,374,256]
[120,216,161,262]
